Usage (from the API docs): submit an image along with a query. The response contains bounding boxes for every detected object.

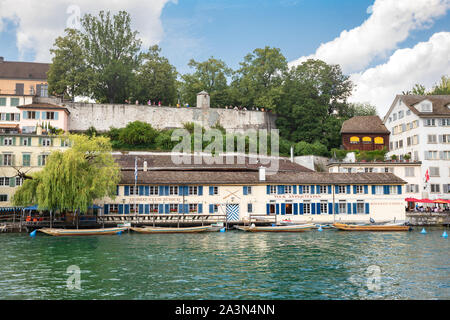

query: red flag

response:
[425,169,430,182]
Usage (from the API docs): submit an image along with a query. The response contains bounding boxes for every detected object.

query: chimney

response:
[259,166,266,181]
[143,161,148,172]
[290,146,294,162]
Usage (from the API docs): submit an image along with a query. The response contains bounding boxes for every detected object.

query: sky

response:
[0,0,449,116]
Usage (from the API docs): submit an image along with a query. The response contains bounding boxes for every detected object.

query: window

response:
[429,167,440,177]
[362,137,372,144]
[149,204,159,213]
[350,136,360,144]
[149,186,158,195]
[248,203,253,213]
[0,195,7,202]
[26,111,37,119]
[413,135,419,145]
[303,201,311,214]
[284,185,292,194]
[319,185,327,193]
[211,186,218,195]
[389,185,398,194]
[393,113,397,121]
[443,184,450,194]
[356,201,365,214]
[374,185,383,195]
[22,154,30,166]
[169,186,179,195]
[39,154,48,166]
[442,151,450,160]
[0,98,6,106]
[169,204,179,213]
[406,184,419,193]
[62,139,70,147]
[412,120,419,129]
[424,119,436,126]
[407,137,411,146]
[427,135,437,144]
[188,186,198,195]
[0,177,10,186]
[405,167,415,177]
[355,185,364,194]
[426,151,438,160]
[45,112,55,120]
[302,185,310,194]
[42,138,51,146]
[406,110,411,116]
[10,98,19,106]
[129,204,138,213]
[211,204,219,213]
[398,111,404,119]
[40,84,48,97]
[441,119,450,126]
[129,185,138,195]
[374,137,384,144]
[2,154,12,166]
[320,201,328,214]
[109,204,119,213]
[398,140,403,148]
[339,201,347,214]
[442,135,450,143]
[431,184,440,193]
[421,102,432,112]
[347,168,353,173]
[364,168,374,173]
[338,185,346,194]
[188,204,198,213]
[3,138,13,146]
[270,185,277,194]
[246,186,252,195]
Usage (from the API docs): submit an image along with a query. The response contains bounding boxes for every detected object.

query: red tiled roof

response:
[341,116,390,134]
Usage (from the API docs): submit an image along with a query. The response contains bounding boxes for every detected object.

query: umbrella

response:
[405,198,420,202]
[418,199,434,203]
[433,199,450,204]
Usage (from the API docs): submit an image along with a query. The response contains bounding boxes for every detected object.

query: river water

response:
[0,228,448,300]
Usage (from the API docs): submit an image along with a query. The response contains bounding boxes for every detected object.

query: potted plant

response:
[391,154,397,162]
[404,154,411,162]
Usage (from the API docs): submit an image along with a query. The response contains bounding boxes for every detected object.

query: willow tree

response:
[13,135,120,213]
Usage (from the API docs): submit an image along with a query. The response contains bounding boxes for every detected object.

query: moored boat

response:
[235,223,315,232]
[332,223,411,231]
[38,227,128,236]
[131,225,212,234]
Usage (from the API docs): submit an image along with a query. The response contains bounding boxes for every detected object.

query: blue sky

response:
[0,0,449,114]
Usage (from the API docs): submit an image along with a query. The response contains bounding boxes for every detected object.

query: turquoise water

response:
[0,228,448,300]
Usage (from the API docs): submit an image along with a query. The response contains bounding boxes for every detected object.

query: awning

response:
[407,198,450,204]
[88,205,102,209]
[405,198,420,202]
[0,207,20,212]
[24,205,38,210]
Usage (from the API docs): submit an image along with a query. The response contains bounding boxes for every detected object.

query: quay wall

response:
[406,213,450,226]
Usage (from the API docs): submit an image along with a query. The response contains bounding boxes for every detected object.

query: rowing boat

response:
[38,227,128,236]
[235,223,315,232]
[131,225,212,234]
[332,223,411,231]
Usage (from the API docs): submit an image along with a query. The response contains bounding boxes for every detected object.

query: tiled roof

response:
[16,103,70,113]
[340,116,390,134]
[397,94,450,117]
[0,60,50,80]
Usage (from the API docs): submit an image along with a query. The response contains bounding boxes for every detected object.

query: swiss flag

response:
[425,169,430,182]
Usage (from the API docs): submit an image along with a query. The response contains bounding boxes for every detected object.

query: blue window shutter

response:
[372,185,376,194]
[179,204,184,213]
[165,186,169,196]
[145,186,149,196]
[118,204,124,214]
[139,204,144,214]
[276,204,280,215]
[335,203,339,214]
[42,111,46,120]
[300,203,304,215]
[384,185,389,194]
[293,203,298,215]
[346,185,351,194]
[311,186,315,194]
[293,185,297,194]
[145,204,149,214]
[23,111,27,119]
[317,185,321,194]
[266,204,270,215]
[316,203,321,215]
[328,203,333,214]
[198,204,202,213]
[299,185,303,194]
[243,186,248,195]
[364,185,368,194]
[347,203,352,214]
[312,203,316,214]
[54,112,58,120]
[165,204,169,213]
[159,186,164,195]
[397,185,402,195]
[184,186,189,196]
[353,203,357,214]
[139,186,144,196]
[328,185,332,194]
[158,204,164,213]
[281,203,286,215]
[365,203,370,214]
[104,204,109,215]
[209,186,214,195]
[198,186,203,196]
[36,111,40,119]
[116,186,119,195]
[124,186,129,196]
[278,185,285,194]
[209,204,214,213]
[124,204,130,214]
[335,185,339,194]
[353,185,357,194]
[266,185,270,194]
[184,204,189,213]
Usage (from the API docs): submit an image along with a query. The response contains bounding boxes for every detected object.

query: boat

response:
[206,222,225,232]
[332,223,412,231]
[38,227,128,236]
[235,223,315,232]
[131,225,212,234]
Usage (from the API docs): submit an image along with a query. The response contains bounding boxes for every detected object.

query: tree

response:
[180,57,232,107]
[134,45,178,105]
[118,121,158,147]
[47,28,87,101]
[13,135,120,213]
[344,102,378,118]
[429,75,450,95]
[411,83,426,95]
[81,10,142,103]
[231,46,288,110]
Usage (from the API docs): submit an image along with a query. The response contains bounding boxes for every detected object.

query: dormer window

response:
[420,101,433,112]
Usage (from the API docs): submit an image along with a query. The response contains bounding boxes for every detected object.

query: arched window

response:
[362,137,372,144]
[350,136,360,144]
[374,137,384,144]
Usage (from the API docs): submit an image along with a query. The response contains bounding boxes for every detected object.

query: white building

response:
[383,95,450,199]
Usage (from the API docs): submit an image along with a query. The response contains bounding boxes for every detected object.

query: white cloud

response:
[0,0,175,62]
[349,32,450,117]
[289,0,450,73]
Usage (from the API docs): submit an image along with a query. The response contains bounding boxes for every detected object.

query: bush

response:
[118,121,158,147]
[295,141,328,157]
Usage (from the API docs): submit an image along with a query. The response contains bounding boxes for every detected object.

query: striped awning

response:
[0,207,22,212]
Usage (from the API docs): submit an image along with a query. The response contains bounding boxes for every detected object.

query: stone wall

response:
[36,98,277,132]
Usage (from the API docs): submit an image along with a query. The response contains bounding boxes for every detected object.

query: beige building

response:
[0,132,69,207]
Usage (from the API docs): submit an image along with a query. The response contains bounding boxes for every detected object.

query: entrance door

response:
[226,204,240,221]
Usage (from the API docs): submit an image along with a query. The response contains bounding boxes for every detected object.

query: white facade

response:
[0,95,33,129]
[383,96,450,199]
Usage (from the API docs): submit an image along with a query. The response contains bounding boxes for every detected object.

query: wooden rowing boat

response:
[131,225,212,234]
[38,227,128,236]
[332,223,411,231]
[235,223,315,232]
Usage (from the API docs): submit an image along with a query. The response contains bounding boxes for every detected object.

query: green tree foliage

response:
[231,46,288,110]
[411,83,426,95]
[47,29,87,101]
[13,135,120,213]
[429,75,450,95]
[344,102,378,117]
[134,45,178,105]
[118,121,158,147]
[180,57,232,107]
[294,141,329,157]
